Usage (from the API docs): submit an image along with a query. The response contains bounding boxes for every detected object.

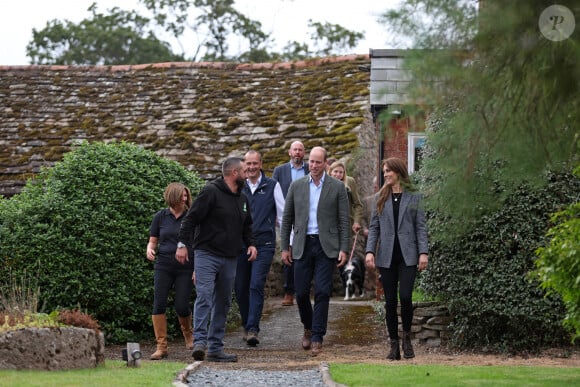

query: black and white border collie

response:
[340,257,366,300]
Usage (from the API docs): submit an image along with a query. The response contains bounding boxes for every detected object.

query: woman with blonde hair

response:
[328,160,363,234]
[146,182,195,359]
[365,157,428,360]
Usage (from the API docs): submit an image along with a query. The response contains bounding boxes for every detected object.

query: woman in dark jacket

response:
[365,157,428,360]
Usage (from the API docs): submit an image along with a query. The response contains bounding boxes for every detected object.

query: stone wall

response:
[0,327,105,370]
[407,301,451,347]
[373,300,451,348]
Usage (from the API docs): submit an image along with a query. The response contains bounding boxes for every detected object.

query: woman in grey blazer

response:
[365,157,428,360]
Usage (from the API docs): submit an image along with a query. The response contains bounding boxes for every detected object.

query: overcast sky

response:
[0,0,403,65]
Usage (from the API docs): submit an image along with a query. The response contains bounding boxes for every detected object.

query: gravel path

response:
[174,297,380,386]
[184,366,326,386]
[104,296,580,385]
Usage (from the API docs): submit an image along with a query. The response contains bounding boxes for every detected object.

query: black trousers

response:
[152,268,193,317]
[379,255,417,339]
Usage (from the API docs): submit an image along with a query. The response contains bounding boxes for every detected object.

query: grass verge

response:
[0,360,187,387]
[329,363,580,387]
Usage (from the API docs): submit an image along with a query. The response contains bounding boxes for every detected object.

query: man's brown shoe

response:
[302,329,312,350]
[281,294,294,306]
[311,342,322,357]
[246,331,260,347]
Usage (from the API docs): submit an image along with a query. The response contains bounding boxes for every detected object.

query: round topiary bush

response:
[0,141,205,343]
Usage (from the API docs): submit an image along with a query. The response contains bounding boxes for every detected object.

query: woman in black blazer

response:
[365,157,429,360]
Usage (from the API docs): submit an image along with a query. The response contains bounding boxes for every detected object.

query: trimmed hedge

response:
[421,170,579,351]
[0,141,205,343]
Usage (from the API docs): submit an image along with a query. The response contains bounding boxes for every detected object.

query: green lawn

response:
[330,363,580,387]
[2,360,579,387]
[0,360,186,387]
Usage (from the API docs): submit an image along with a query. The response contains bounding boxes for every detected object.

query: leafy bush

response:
[532,166,580,342]
[421,170,579,352]
[0,141,204,343]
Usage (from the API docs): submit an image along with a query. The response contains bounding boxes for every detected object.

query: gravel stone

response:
[186,367,325,386]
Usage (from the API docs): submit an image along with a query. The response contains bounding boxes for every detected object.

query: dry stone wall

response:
[409,302,452,347]
[0,327,105,370]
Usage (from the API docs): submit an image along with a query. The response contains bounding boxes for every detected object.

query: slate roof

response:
[0,55,373,197]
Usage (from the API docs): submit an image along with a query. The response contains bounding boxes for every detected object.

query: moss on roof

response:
[0,56,371,194]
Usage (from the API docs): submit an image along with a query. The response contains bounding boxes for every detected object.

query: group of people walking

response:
[146,141,429,362]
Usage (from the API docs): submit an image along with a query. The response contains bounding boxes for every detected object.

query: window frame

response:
[407,132,426,174]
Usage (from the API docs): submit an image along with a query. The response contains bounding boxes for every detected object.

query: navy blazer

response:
[272,161,309,198]
[365,191,428,268]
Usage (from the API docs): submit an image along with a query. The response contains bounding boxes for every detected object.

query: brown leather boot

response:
[282,293,294,306]
[311,342,322,357]
[150,314,168,360]
[178,315,194,350]
[402,331,415,359]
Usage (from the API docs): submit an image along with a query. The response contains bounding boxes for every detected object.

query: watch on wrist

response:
[177,242,186,249]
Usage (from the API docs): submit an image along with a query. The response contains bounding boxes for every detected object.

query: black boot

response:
[402,331,415,359]
[387,339,401,360]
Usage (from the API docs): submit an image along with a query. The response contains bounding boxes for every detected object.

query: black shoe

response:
[402,331,415,359]
[192,344,206,361]
[387,339,401,360]
[246,331,260,347]
[206,351,238,363]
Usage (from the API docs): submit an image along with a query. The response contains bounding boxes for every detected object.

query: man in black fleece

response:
[176,157,257,362]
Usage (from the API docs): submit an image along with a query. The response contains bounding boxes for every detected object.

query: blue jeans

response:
[152,268,193,317]
[235,244,275,333]
[293,236,335,343]
[193,249,237,353]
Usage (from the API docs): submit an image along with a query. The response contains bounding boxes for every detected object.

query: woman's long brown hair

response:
[376,157,413,214]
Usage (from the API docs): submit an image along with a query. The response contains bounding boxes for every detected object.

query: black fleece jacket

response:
[178,177,255,258]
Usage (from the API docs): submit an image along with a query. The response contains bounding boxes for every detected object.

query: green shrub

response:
[0,141,205,343]
[421,170,579,352]
[532,167,580,342]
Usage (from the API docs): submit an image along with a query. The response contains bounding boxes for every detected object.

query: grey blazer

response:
[365,191,428,268]
[280,174,350,260]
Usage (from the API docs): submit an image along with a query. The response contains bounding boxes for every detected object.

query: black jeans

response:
[379,255,417,339]
[152,268,193,317]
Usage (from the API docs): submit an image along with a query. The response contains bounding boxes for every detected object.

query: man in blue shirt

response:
[272,140,309,306]
[280,146,350,357]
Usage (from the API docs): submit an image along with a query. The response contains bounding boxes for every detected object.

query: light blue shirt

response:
[290,162,307,182]
[306,173,325,235]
